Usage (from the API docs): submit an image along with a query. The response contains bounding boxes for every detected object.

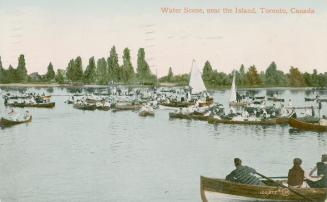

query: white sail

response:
[229,71,237,102]
[189,60,206,94]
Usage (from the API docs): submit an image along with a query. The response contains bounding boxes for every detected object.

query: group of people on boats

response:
[226,155,327,188]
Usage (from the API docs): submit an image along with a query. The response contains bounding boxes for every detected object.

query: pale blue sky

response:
[0,0,326,75]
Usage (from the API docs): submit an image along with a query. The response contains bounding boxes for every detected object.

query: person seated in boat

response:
[320,115,327,126]
[306,154,327,188]
[288,158,304,188]
[24,110,30,119]
[288,99,293,107]
[225,158,264,185]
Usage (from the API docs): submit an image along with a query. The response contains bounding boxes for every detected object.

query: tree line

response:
[0,46,156,85]
[0,49,326,88]
[160,61,327,88]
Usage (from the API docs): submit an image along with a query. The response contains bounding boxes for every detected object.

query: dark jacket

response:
[288,165,304,186]
[307,162,327,188]
[226,165,263,185]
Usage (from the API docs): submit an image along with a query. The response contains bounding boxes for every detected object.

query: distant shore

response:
[0,83,320,91]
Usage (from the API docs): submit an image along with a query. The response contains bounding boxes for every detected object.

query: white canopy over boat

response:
[189,59,206,94]
[229,71,237,103]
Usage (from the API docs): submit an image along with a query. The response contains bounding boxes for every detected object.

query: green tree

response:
[264,62,287,86]
[0,56,4,83]
[167,67,174,82]
[55,69,65,84]
[96,58,108,85]
[246,65,262,86]
[66,59,75,82]
[8,65,16,83]
[202,61,213,85]
[136,48,153,83]
[121,48,134,83]
[107,46,120,82]
[237,64,246,86]
[45,62,55,81]
[288,66,305,87]
[16,54,28,82]
[83,57,97,84]
[74,56,84,82]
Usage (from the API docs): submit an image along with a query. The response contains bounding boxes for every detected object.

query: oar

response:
[256,172,316,202]
[260,176,288,179]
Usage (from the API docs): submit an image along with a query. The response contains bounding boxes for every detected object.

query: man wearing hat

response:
[306,154,327,188]
[288,158,304,187]
[225,158,263,185]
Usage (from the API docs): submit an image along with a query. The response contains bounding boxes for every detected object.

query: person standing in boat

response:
[225,158,264,185]
[306,154,327,188]
[287,158,305,188]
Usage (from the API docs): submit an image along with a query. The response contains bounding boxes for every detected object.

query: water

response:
[0,87,327,202]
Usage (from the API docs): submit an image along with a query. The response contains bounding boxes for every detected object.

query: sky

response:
[0,0,327,76]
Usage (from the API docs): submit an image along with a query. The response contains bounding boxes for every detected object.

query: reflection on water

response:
[0,87,327,202]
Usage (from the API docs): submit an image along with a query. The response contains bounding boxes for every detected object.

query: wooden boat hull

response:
[139,111,155,117]
[112,105,141,112]
[169,112,210,121]
[200,176,327,202]
[0,116,32,127]
[208,117,277,125]
[5,102,55,108]
[160,102,194,108]
[267,97,285,102]
[73,104,96,111]
[289,118,327,132]
[229,101,247,107]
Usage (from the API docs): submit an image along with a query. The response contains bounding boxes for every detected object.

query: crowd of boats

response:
[0,60,327,133]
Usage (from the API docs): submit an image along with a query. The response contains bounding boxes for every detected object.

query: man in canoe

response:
[306,154,327,188]
[287,158,304,187]
[225,158,264,185]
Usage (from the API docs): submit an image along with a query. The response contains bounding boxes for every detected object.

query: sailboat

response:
[189,59,214,107]
[189,59,207,95]
[229,71,247,107]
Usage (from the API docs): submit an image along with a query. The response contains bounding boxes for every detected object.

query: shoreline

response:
[0,83,322,91]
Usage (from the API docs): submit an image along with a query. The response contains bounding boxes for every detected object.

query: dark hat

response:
[293,158,302,166]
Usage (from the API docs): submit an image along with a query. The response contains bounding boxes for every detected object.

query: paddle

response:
[256,172,316,202]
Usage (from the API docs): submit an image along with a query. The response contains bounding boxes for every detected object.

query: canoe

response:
[5,102,55,108]
[267,97,285,102]
[139,111,155,117]
[160,101,194,108]
[200,176,327,202]
[208,117,278,125]
[0,116,32,127]
[305,97,316,102]
[169,112,210,121]
[289,118,327,132]
[112,104,142,112]
[73,104,96,111]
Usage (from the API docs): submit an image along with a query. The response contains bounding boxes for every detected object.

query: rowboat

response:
[0,116,32,127]
[159,101,194,108]
[73,103,96,111]
[267,97,285,102]
[289,118,327,132]
[169,112,210,121]
[305,97,316,102]
[5,102,55,108]
[200,176,327,202]
[208,117,278,125]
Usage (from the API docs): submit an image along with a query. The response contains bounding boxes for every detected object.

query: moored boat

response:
[200,176,327,202]
[208,116,278,125]
[5,102,55,108]
[289,118,327,132]
[0,116,32,127]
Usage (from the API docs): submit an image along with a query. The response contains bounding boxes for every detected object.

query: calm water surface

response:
[0,87,327,202]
